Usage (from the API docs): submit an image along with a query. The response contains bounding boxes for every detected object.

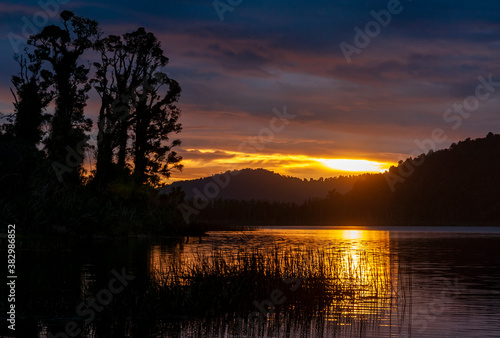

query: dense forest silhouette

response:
[0,11,186,236]
[186,133,500,226]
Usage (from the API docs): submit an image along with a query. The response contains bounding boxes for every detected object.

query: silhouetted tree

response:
[91,36,119,190]
[131,67,182,185]
[1,11,188,234]
[28,10,99,183]
[10,53,52,148]
[93,28,182,187]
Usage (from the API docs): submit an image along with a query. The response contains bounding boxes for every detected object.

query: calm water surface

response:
[3,226,500,337]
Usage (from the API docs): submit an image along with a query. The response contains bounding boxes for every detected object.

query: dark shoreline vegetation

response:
[0,11,190,238]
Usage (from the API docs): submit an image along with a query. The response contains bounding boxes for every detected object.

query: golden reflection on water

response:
[341,229,362,240]
[149,241,187,283]
[149,228,391,290]
[332,229,393,321]
[149,229,397,322]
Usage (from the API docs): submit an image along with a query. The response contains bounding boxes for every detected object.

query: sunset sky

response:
[1,0,500,181]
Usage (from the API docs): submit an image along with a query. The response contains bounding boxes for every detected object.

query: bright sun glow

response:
[341,230,362,240]
[165,149,395,183]
[317,158,388,172]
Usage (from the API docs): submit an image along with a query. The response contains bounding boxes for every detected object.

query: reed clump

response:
[135,245,395,319]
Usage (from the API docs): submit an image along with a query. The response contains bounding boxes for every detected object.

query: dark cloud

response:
[183,149,237,162]
[1,0,500,180]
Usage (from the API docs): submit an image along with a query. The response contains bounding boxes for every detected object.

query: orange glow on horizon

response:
[317,158,390,173]
[163,148,396,182]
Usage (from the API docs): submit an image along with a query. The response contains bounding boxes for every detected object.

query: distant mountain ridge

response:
[180,133,500,226]
[161,168,372,204]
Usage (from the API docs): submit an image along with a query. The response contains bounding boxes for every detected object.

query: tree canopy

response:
[0,11,185,234]
[4,11,183,187]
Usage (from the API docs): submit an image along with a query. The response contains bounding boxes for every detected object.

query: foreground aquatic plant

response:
[31,244,408,337]
[141,245,398,320]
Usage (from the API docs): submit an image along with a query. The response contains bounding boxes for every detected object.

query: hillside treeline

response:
[192,133,500,226]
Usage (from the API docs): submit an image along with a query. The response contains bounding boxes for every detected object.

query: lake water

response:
[2,226,500,337]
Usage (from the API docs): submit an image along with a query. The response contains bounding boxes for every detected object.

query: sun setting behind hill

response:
[316,158,390,173]
[166,149,395,182]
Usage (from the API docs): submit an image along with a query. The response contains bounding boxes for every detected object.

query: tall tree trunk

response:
[95,103,114,191]
[116,119,128,169]
[134,107,148,183]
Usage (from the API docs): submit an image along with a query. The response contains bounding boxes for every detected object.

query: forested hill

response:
[382,132,500,224]
[320,132,500,225]
[186,133,500,226]
[161,168,373,204]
